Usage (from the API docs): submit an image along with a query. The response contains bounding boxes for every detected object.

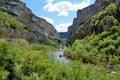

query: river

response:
[49,49,69,63]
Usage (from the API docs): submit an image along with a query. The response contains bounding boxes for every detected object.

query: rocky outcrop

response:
[0,27,45,44]
[67,0,120,44]
[68,0,108,37]
[0,0,58,43]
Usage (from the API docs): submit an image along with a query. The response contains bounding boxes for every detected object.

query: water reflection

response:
[53,49,69,63]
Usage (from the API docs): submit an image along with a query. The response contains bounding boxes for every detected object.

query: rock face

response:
[0,0,58,43]
[67,0,120,44]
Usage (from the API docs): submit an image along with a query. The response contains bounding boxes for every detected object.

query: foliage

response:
[0,67,9,80]
[0,12,25,29]
[0,6,8,12]
[93,3,117,20]
[44,38,59,48]
[0,0,6,5]
[0,38,120,79]
[0,12,48,40]
[65,26,120,65]
[90,3,119,34]
[66,2,120,65]
[0,1,120,80]
[72,3,119,44]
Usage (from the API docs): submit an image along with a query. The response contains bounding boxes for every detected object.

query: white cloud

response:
[46,0,54,3]
[44,0,91,16]
[86,0,90,3]
[55,23,72,32]
[58,11,68,16]
[41,16,54,24]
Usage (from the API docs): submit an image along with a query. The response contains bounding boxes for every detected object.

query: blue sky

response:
[21,0,95,32]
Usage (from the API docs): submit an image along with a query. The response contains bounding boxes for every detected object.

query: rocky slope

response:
[0,0,58,43]
[67,0,120,44]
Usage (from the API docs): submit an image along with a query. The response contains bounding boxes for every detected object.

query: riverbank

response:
[0,39,120,80]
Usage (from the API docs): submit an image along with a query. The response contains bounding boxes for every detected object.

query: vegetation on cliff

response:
[0,0,59,44]
[65,2,120,70]
[0,0,6,5]
[68,2,120,44]
[0,12,25,29]
[65,25,120,64]
[64,0,120,73]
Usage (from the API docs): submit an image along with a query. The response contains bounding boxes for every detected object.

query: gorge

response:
[0,0,120,80]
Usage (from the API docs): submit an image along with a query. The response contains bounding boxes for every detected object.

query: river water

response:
[50,49,69,63]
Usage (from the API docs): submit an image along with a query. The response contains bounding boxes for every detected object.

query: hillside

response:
[65,0,120,66]
[0,0,58,44]
[67,0,120,44]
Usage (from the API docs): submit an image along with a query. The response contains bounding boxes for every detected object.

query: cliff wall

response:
[67,0,120,44]
[0,0,58,43]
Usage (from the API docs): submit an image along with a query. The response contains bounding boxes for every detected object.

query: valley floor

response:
[0,39,120,80]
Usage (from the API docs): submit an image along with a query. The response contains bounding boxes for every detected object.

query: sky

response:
[21,0,95,32]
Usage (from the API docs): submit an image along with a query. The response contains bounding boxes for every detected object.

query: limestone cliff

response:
[67,0,120,44]
[0,0,58,43]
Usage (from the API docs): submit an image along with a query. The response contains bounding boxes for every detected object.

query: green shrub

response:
[0,0,6,5]
[65,25,120,65]
[0,12,25,29]
[0,39,120,79]
[0,67,9,80]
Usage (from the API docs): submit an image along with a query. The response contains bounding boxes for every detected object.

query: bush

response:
[0,39,120,79]
[65,25,120,65]
[0,12,25,29]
